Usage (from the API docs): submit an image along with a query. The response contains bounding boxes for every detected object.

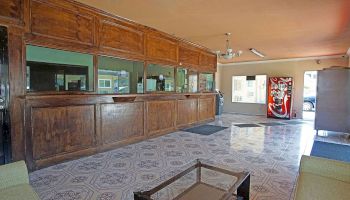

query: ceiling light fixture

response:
[216,33,242,60]
[249,48,265,58]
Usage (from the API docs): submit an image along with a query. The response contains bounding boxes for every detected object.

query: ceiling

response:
[76,0,350,63]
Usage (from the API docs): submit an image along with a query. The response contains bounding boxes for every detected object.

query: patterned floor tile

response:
[30,113,350,200]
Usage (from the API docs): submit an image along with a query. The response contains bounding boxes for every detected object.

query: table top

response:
[134,159,250,200]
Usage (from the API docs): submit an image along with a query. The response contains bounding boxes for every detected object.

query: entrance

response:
[0,26,10,164]
[303,71,317,121]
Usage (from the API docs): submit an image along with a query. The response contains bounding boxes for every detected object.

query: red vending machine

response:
[267,77,293,119]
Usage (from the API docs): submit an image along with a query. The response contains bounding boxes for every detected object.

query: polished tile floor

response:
[29,113,350,200]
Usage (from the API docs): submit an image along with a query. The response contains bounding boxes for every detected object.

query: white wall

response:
[217,56,348,118]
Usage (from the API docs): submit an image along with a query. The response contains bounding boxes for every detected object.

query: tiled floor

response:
[29,113,350,200]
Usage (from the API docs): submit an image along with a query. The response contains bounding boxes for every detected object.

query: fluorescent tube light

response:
[249,48,265,58]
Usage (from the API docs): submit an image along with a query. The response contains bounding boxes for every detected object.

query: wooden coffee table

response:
[134,159,250,200]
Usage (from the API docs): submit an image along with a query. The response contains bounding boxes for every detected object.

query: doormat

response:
[234,124,261,128]
[183,125,228,135]
[311,141,350,163]
[259,122,285,126]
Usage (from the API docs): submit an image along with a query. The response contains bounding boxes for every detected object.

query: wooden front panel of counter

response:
[146,100,176,136]
[31,105,95,160]
[101,102,145,148]
[177,98,198,127]
[199,96,216,121]
[24,94,215,170]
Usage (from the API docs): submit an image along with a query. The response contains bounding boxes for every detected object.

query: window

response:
[232,75,267,104]
[98,79,112,88]
[147,64,175,92]
[26,45,93,92]
[98,56,144,94]
[199,73,214,92]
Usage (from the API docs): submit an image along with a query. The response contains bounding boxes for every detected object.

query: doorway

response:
[0,26,10,164]
[303,71,317,121]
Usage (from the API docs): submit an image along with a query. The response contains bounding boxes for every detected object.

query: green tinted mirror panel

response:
[26,45,94,92]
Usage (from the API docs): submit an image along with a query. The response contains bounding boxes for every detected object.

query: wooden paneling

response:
[179,44,200,68]
[0,0,21,22]
[147,100,176,136]
[31,105,95,160]
[0,0,218,169]
[99,18,144,57]
[146,32,178,64]
[200,52,217,72]
[177,99,198,126]
[8,27,26,161]
[199,96,215,121]
[101,102,144,145]
[29,0,94,46]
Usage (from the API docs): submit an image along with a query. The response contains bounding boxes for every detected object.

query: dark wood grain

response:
[0,0,22,22]
[8,26,26,161]
[101,102,144,145]
[99,18,144,56]
[146,31,178,64]
[147,100,176,136]
[30,0,95,46]
[200,52,217,72]
[179,43,200,68]
[177,99,198,126]
[31,105,95,160]
[198,96,215,121]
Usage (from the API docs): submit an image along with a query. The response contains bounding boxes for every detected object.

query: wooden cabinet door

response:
[146,32,178,64]
[0,0,22,21]
[177,99,198,126]
[179,44,200,68]
[30,0,94,46]
[200,52,217,72]
[147,100,176,136]
[31,105,95,160]
[101,102,144,145]
[199,97,215,121]
[99,18,144,57]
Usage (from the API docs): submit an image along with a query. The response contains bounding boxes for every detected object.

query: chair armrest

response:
[299,155,350,182]
[0,160,29,190]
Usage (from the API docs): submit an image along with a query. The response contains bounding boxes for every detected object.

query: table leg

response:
[237,174,250,200]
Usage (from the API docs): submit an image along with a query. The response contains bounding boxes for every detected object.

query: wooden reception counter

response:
[23,93,215,169]
[1,0,217,170]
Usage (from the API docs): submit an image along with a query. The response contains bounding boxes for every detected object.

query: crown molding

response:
[218,54,347,66]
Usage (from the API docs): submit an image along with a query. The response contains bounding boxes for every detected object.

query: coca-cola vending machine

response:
[267,77,293,119]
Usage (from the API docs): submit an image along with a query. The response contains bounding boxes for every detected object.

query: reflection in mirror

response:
[176,68,187,93]
[98,56,144,94]
[188,70,198,93]
[147,64,174,92]
[199,73,214,92]
[26,45,93,92]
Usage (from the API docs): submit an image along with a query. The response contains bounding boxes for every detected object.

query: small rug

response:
[311,141,350,163]
[283,121,305,125]
[183,125,228,135]
[259,122,285,126]
[234,124,261,128]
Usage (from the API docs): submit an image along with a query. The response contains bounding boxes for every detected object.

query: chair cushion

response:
[295,172,350,200]
[0,184,40,200]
